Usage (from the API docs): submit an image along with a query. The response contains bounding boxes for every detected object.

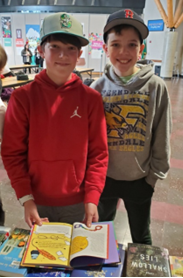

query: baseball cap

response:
[40,12,89,46]
[103,9,149,42]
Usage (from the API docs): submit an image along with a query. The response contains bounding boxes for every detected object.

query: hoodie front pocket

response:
[29,160,79,198]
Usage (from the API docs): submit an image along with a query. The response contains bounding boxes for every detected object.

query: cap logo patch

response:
[60,14,72,29]
[124,9,134,19]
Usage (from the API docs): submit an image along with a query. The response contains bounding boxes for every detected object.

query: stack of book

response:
[0,221,125,277]
[0,227,30,277]
[1,223,182,277]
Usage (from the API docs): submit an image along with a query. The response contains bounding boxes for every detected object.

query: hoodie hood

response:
[103,59,154,91]
[34,69,82,91]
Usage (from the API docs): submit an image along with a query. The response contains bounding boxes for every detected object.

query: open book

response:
[21,221,119,269]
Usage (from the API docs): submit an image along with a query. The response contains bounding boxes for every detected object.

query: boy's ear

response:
[38,45,45,59]
[139,44,145,55]
[78,49,83,60]
[103,44,109,57]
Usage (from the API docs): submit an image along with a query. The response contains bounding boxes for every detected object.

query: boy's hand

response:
[84,203,99,228]
[24,200,49,228]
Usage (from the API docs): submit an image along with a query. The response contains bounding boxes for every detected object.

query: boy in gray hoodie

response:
[91,9,172,245]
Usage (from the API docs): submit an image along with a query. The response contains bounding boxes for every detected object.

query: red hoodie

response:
[1,70,108,206]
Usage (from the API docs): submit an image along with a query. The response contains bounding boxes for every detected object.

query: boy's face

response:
[103,27,144,77]
[39,40,82,85]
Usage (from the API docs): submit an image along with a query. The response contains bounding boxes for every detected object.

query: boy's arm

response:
[146,83,172,187]
[1,93,47,227]
[83,89,108,225]
[1,92,33,198]
[0,99,6,142]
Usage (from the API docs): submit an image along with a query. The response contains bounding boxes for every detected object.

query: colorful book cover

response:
[126,243,171,277]
[170,256,183,277]
[70,243,125,277]
[0,226,11,247]
[0,227,30,277]
[21,221,119,269]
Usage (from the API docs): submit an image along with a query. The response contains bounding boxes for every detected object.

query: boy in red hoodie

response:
[0,44,7,226]
[1,13,108,228]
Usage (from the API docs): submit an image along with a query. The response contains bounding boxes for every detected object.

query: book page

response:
[22,222,72,267]
[70,222,109,261]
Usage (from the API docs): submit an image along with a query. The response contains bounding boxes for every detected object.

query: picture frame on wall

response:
[16,29,22,39]
[1,16,12,38]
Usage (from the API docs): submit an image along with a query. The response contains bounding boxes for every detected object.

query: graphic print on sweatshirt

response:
[102,89,150,152]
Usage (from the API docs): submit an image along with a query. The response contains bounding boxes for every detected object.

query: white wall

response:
[87,14,108,74]
[143,0,183,75]
[72,13,89,68]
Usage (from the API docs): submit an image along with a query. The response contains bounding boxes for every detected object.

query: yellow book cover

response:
[21,222,115,269]
[170,256,183,277]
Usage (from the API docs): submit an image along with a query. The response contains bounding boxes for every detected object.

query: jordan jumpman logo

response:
[70,106,81,118]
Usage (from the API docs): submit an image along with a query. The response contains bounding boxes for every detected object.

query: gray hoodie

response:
[91,60,172,187]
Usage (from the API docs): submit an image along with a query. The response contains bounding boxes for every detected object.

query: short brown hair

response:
[41,33,82,50]
[0,44,7,71]
[104,24,143,44]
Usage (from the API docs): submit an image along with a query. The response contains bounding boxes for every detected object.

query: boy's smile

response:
[103,27,144,77]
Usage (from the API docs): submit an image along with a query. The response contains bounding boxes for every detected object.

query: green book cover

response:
[126,243,171,277]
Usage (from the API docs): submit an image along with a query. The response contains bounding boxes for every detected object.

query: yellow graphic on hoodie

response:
[103,92,150,151]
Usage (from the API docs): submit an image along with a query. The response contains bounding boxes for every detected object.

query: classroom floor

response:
[0,76,183,258]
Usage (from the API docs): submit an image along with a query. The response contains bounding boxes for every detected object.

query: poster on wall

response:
[88,32,103,59]
[16,39,24,55]
[3,38,12,47]
[1,16,12,38]
[16,29,22,39]
[26,24,40,64]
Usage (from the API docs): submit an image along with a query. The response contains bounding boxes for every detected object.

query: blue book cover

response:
[0,227,30,277]
[70,243,125,277]
[27,268,71,277]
